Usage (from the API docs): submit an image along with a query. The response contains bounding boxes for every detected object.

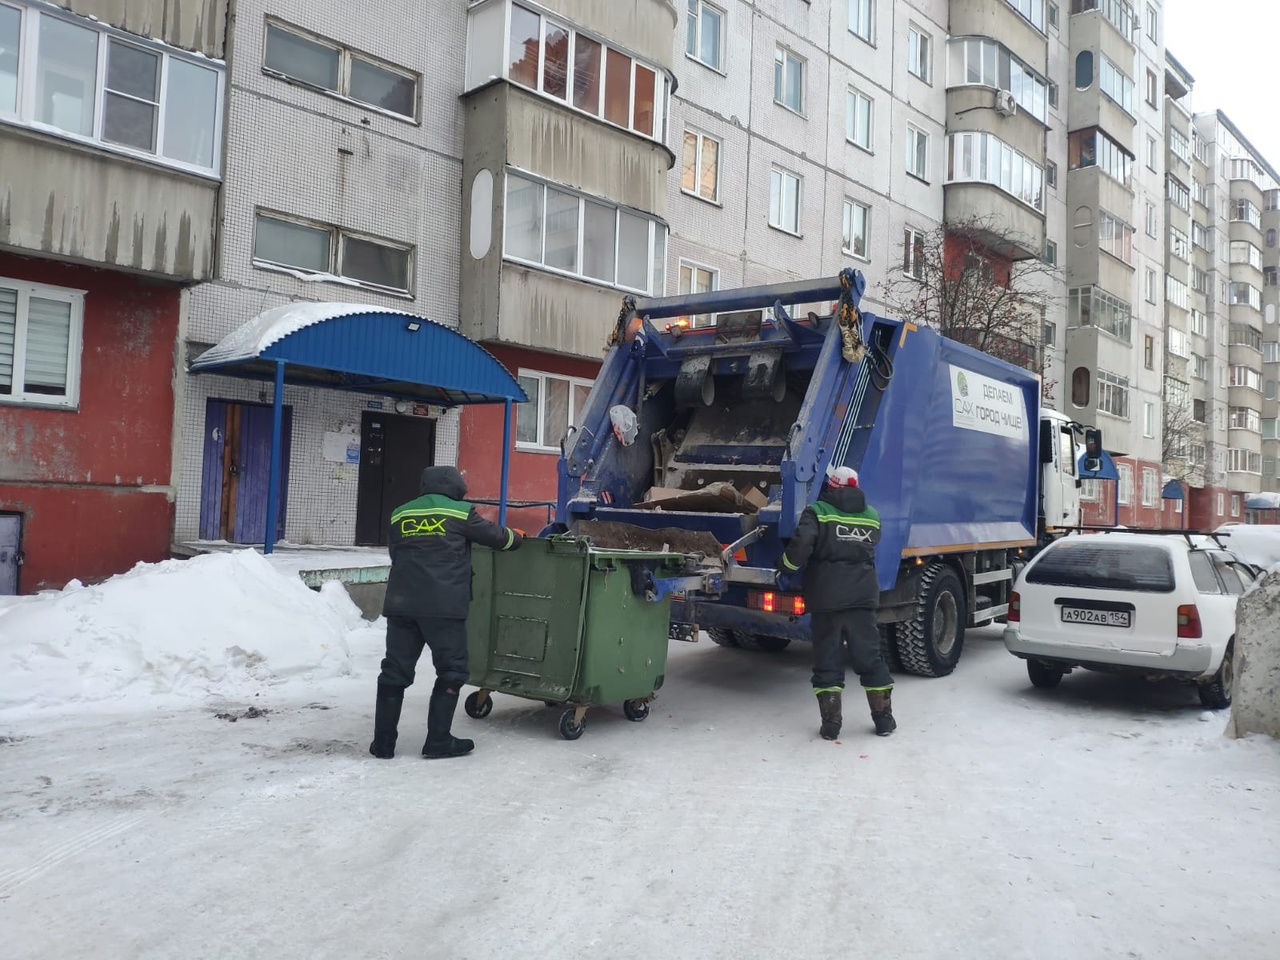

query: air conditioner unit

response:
[994,90,1017,117]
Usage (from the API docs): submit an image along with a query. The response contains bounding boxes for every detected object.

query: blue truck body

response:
[554,269,1073,676]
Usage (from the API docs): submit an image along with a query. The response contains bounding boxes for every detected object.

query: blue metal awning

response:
[191,302,527,405]
[189,303,528,553]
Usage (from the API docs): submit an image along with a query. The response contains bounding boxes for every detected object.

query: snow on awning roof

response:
[189,302,527,406]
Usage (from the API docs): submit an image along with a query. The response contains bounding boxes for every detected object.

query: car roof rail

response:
[1070,525,1230,550]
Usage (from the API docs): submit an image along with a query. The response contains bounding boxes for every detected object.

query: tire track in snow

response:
[0,813,146,896]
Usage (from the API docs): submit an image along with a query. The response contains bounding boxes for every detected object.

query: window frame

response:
[0,1,225,176]
[677,259,718,327]
[515,367,595,453]
[845,86,873,151]
[908,24,932,83]
[842,199,871,261]
[685,0,725,72]
[905,122,930,182]
[903,227,926,280]
[252,209,415,295]
[0,275,86,410]
[768,166,802,236]
[501,169,668,296]
[263,17,420,122]
[681,128,721,204]
[848,0,874,43]
[773,45,805,114]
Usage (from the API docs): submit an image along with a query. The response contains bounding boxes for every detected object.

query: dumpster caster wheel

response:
[545,701,559,708]
[559,709,586,741]
[623,699,650,722]
[464,691,492,719]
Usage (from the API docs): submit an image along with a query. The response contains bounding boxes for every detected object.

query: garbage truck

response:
[549,269,1099,677]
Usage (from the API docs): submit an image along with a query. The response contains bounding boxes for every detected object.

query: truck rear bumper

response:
[692,602,813,641]
[1002,627,1215,677]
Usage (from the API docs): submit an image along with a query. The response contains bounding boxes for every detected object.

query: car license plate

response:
[1060,606,1131,628]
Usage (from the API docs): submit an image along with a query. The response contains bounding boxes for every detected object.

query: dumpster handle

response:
[720,527,766,566]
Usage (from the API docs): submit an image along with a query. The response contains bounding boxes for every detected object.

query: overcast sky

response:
[1164,0,1280,167]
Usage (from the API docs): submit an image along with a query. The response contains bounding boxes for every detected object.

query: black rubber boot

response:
[817,690,843,740]
[422,682,474,759]
[866,688,896,737]
[369,683,405,759]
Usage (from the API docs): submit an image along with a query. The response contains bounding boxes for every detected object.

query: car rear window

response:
[1025,541,1175,593]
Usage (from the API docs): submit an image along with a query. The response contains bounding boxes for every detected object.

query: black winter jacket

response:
[779,485,881,612]
[382,466,523,620]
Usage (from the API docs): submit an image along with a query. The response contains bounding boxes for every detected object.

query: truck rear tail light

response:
[1176,604,1202,639]
[1008,591,1020,622]
[749,591,805,615]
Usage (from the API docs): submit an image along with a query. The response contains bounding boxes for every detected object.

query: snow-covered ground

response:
[1,555,1278,960]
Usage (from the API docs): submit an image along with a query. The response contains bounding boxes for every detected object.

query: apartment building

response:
[0,0,228,592]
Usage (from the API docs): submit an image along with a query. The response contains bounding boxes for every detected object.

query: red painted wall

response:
[457,344,602,533]
[0,254,180,591]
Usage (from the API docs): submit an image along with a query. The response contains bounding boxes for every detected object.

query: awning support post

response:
[264,359,286,555]
[499,398,512,527]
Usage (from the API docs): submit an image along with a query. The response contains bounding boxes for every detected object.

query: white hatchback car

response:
[1003,531,1257,709]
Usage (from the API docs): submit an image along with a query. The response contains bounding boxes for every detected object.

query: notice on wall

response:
[949,366,1027,440]
[323,426,361,464]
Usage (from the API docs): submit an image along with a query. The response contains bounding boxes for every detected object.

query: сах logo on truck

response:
[948,366,1026,440]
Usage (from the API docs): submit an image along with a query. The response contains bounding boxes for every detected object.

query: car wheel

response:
[1198,639,1235,710]
[896,563,967,678]
[1027,659,1064,689]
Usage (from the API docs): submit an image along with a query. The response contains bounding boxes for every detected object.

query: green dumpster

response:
[463,536,685,740]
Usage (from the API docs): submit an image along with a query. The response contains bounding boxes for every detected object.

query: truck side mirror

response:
[1083,427,1103,473]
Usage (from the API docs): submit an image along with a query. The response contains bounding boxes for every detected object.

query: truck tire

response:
[736,633,792,653]
[878,624,903,674]
[706,628,739,648]
[896,563,967,678]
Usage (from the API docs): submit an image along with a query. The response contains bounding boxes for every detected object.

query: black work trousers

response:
[378,616,469,691]
[810,608,892,691]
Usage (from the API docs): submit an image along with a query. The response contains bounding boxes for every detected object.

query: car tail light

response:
[1008,591,1020,623]
[1177,604,1202,639]
[748,591,805,615]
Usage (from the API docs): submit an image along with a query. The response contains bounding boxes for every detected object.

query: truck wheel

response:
[706,628,739,648]
[1027,659,1064,689]
[896,563,967,678]
[736,633,791,653]
[1197,639,1234,710]
[878,624,903,674]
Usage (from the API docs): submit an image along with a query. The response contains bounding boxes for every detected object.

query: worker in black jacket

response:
[369,465,523,759]
[778,466,895,740]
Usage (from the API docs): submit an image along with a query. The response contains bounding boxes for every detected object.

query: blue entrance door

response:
[199,400,293,543]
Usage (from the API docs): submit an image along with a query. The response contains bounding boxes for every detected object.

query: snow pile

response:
[1216,523,1280,568]
[0,550,365,716]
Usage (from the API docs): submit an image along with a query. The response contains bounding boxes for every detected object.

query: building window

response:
[1097,370,1130,419]
[1144,267,1158,304]
[1143,335,1154,370]
[945,132,1045,211]
[678,260,717,326]
[773,47,804,113]
[1141,467,1158,506]
[1226,449,1263,474]
[1229,407,1261,432]
[1193,353,1208,379]
[1146,3,1158,40]
[1145,202,1157,237]
[1264,418,1279,440]
[1230,324,1263,352]
[1191,310,1207,338]
[685,0,723,71]
[1068,127,1133,186]
[1007,0,1047,32]
[1170,226,1190,260]
[1146,135,1158,171]
[1117,463,1133,505]
[0,278,83,409]
[1044,321,1057,345]
[842,200,870,260]
[1098,210,1134,264]
[947,38,1049,123]
[1048,82,1058,109]
[1074,50,1093,89]
[1046,161,1058,188]
[1230,282,1263,311]
[1268,229,1277,248]
[1068,286,1132,342]
[1229,240,1264,270]
[1073,0,1136,42]
[1071,366,1090,407]
[846,87,873,150]
[516,369,593,452]
[1166,177,1191,211]
[0,3,223,173]
[1231,198,1261,229]
[1169,127,1190,164]
[1264,341,1280,363]
[849,0,873,42]
[769,167,801,234]
[906,123,929,181]
[1048,2,1060,29]
[1145,69,1158,108]
[903,228,926,279]
[1043,240,1057,266]
[908,25,932,83]
[264,20,417,120]
[1167,275,1188,310]
[1168,327,1190,358]
[1099,55,1134,113]
[681,129,720,203]
[252,212,412,293]
[1229,365,1262,391]
[1142,401,1155,437]
[504,171,666,295]
[467,2,667,142]
[1079,478,1100,501]
[1216,492,1225,515]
